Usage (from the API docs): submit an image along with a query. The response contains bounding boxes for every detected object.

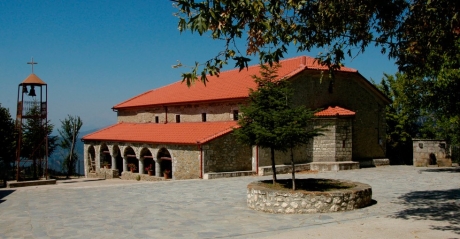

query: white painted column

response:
[155,160,161,176]
[139,157,144,174]
[111,156,116,170]
[123,156,128,172]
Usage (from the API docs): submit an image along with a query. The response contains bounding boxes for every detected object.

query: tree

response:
[376,73,424,164]
[21,104,58,179]
[422,67,460,144]
[58,115,83,178]
[234,64,321,188]
[173,0,459,85]
[0,104,16,186]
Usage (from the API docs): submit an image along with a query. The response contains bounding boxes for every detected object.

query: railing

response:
[17,101,47,118]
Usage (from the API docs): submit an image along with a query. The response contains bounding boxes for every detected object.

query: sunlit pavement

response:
[1,166,459,239]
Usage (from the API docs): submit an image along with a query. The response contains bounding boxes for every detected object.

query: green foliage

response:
[0,104,16,185]
[174,0,459,84]
[377,67,460,164]
[21,103,57,179]
[58,115,83,178]
[234,64,321,186]
[421,67,460,144]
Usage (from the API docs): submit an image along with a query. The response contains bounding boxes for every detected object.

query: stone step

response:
[204,171,254,179]
[7,179,56,188]
[309,161,359,172]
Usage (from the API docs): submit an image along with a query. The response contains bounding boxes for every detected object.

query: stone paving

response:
[0,166,459,239]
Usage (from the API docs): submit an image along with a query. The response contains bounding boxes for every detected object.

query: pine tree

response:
[21,104,57,179]
[235,64,322,188]
[0,104,16,186]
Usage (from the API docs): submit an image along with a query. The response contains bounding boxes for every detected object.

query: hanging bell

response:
[22,85,28,94]
[28,86,36,97]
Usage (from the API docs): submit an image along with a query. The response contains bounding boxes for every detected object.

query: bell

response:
[28,86,36,97]
[22,85,28,94]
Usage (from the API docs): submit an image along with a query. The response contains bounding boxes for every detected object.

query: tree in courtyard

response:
[377,73,424,164]
[21,104,58,179]
[421,67,460,145]
[58,115,83,178]
[234,64,322,188]
[0,104,16,186]
[173,0,459,85]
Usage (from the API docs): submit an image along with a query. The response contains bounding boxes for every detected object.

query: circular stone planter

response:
[247,179,372,214]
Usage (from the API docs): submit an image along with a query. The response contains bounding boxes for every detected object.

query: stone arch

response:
[157,147,172,179]
[140,147,155,176]
[87,145,96,173]
[100,143,111,169]
[124,146,138,173]
[112,145,123,174]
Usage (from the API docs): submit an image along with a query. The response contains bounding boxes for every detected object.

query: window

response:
[155,116,159,123]
[233,110,239,121]
[202,113,207,122]
[175,115,180,123]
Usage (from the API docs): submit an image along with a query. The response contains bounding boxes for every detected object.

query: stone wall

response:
[247,179,372,213]
[204,133,252,173]
[258,145,312,167]
[87,168,119,179]
[120,172,166,181]
[311,118,352,162]
[290,70,388,162]
[413,139,451,167]
[117,101,244,124]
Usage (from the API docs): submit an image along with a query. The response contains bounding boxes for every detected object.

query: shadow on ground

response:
[392,188,460,234]
[422,167,460,173]
[0,190,15,204]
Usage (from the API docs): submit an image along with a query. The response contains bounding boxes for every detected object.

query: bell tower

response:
[15,58,48,181]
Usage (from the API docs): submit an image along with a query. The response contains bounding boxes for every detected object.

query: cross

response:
[27,57,38,73]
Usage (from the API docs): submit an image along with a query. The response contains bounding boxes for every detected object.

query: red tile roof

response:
[314,106,356,117]
[82,121,239,145]
[113,56,358,109]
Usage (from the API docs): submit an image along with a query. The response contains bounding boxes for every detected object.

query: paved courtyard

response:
[0,166,459,239]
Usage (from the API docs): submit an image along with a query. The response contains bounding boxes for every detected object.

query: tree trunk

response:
[290,147,296,190]
[270,147,277,184]
[67,123,77,179]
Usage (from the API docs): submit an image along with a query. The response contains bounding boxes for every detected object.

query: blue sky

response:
[0,1,397,133]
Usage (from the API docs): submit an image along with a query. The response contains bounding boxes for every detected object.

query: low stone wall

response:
[247,179,372,214]
[7,179,56,188]
[120,172,165,181]
[204,171,254,179]
[87,168,119,179]
[258,164,311,176]
[309,161,359,172]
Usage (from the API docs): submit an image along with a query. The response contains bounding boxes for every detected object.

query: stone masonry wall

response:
[258,144,312,167]
[204,133,252,173]
[290,70,387,162]
[413,139,451,167]
[117,101,244,124]
[312,118,352,162]
[247,179,372,213]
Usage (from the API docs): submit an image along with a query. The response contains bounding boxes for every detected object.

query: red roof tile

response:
[82,121,239,145]
[314,106,356,117]
[113,56,358,109]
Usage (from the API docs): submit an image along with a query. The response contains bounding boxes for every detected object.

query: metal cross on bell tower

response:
[27,57,38,73]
